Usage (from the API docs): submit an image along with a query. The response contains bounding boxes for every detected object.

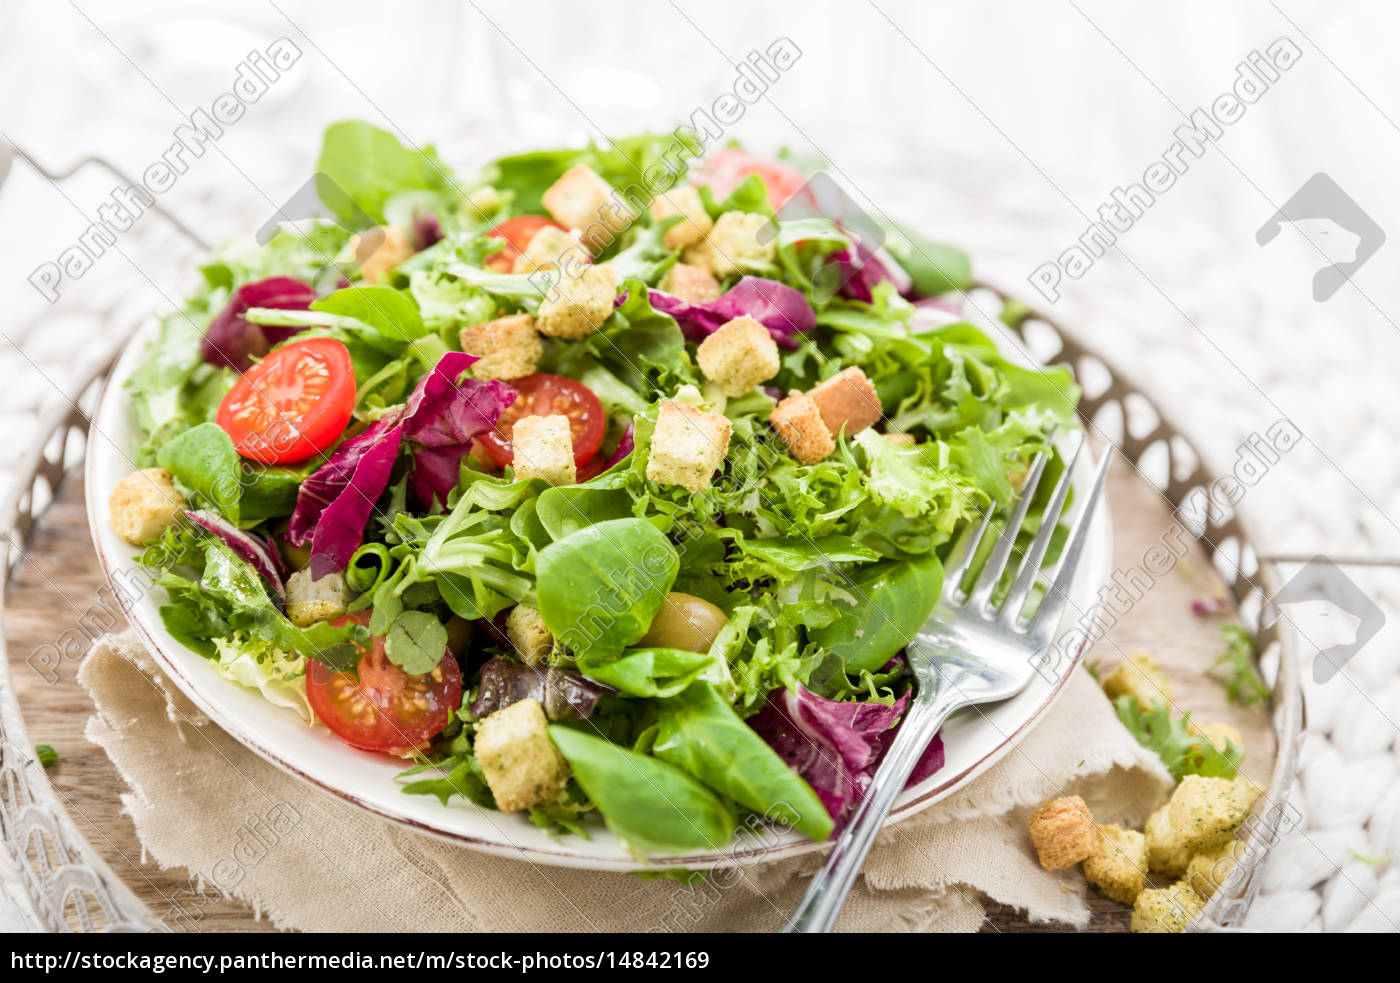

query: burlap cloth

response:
[79,629,1172,932]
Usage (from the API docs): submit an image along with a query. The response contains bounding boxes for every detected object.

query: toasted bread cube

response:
[473,698,570,812]
[808,367,882,438]
[512,415,576,486]
[1101,651,1173,710]
[506,604,552,667]
[684,211,776,277]
[541,164,632,251]
[1186,840,1243,900]
[1131,882,1203,933]
[537,264,618,340]
[1028,795,1097,870]
[1082,824,1149,905]
[646,400,732,492]
[351,225,415,284]
[884,432,916,447]
[769,392,835,464]
[108,468,187,546]
[284,569,351,627]
[461,314,542,381]
[649,186,713,250]
[658,262,722,304]
[696,315,781,397]
[1168,776,1255,851]
[1145,803,1193,878]
[511,225,583,275]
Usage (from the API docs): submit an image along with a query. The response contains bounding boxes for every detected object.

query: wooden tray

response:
[0,289,1302,932]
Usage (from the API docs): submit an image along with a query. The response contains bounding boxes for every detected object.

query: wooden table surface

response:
[4,461,1275,933]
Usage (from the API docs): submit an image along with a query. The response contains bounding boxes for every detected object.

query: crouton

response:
[511,225,586,275]
[506,604,552,667]
[284,569,352,627]
[696,315,781,397]
[1186,840,1243,900]
[1131,882,1203,933]
[1101,651,1173,710]
[808,367,882,437]
[1028,795,1097,870]
[473,698,570,812]
[769,392,835,464]
[658,262,722,304]
[108,468,186,546]
[536,264,618,340]
[1168,775,1255,851]
[351,225,415,284]
[1082,824,1149,905]
[541,164,633,251]
[649,186,713,250]
[684,211,776,277]
[645,400,733,493]
[461,314,542,381]
[884,432,916,447]
[1145,803,1193,878]
[512,415,576,486]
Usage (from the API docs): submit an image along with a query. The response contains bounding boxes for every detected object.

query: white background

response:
[1,0,1397,932]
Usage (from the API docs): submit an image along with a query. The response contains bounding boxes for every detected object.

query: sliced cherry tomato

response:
[477,373,605,469]
[306,612,461,754]
[691,148,813,212]
[216,337,355,465]
[576,450,609,483]
[486,215,566,272]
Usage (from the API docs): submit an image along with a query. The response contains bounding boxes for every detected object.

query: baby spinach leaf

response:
[575,647,713,698]
[316,121,449,225]
[548,726,736,854]
[654,682,834,843]
[384,610,448,674]
[535,518,679,658]
[311,285,429,342]
[809,552,943,674]
[156,422,241,522]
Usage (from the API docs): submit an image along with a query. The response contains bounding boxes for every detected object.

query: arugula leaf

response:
[1212,624,1271,707]
[1114,696,1243,782]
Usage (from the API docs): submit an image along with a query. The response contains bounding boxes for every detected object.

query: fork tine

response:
[998,437,1085,622]
[967,449,1051,611]
[942,505,995,602]
[1021,448,1112,632]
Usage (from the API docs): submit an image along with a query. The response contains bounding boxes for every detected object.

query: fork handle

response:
[782,693,955,933]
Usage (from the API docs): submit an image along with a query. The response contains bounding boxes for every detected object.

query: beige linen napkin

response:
[80,630,1171,932]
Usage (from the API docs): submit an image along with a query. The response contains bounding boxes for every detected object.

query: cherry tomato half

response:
[306,612,461,754]
[477,373,605,470]
[216,337,355,465]
[690,148,813,212]
[486,215,566,272]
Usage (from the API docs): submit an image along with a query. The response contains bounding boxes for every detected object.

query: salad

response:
[108,121,1079,855]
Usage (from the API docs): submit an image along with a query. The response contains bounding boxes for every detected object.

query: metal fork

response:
[784,438,1112,933]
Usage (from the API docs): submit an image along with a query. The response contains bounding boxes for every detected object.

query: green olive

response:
[638,592,728,653]
[278,537,311,572]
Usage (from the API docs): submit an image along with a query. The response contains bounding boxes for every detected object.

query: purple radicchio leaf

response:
[201,276,316,371]
[748,683,944,832]
[603,422,635,470]
[184,509,287,606]
[412,211,444,251]
[618,276,816,351]
[829,241,913,302]
[399,351,518,509]
[288,353,515,577]
[287,417,404,579]
[468,656,613,721]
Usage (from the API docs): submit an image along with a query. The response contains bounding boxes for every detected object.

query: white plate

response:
[86,314,1111,871]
